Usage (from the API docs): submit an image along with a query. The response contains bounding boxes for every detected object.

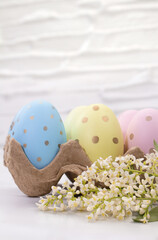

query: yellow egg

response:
[64,106,86,139]
[65,104,124,162]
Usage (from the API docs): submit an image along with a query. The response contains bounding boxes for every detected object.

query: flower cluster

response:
[37,151,158,223]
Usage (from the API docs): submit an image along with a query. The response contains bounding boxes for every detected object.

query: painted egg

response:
[9,100,67,169]
[126,108,158,153]
[64,104,124,163]
[118,110,138,142]
[64,105,86,140]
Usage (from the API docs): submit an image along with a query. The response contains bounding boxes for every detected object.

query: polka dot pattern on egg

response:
[37,157,41,162]
[130,133,134,140]
[113,137,119,144]
[45,140,49,146]
[146,116,152,121]
[82,117,88,123]
[8,100,67,169]
[65,104,124,163]
[92,136,99,144]
[102,116,109,122]
[93,105,99,111]
[126,108,158,154]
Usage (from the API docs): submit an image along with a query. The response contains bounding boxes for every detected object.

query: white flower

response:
[80,184,89,193]
[92,195,98,202]
[126,210,132,216]
[39,197,48,205]
[151,189,156,197]
[98,191,105,198]
[108,169,117,179]
[49,204,59,212]
[76,190,80,194]
[52,186,58,195]
[140,216,148,224]
[89,183,96,189]
[133,157,143,169]
[73,182,79,187]
[141,204,148,209]
[66,192,73,199]
[57,186,61,191]
[58,195,62,200]
[104,201,114,211]
[138,185,144,194]
[122,197,135,206]
[136,175,141,184]
[116,205,121,211]
[110,185,119,195]
[145,193,151,198]
[133,205,140,211]
[139,208,146,215]
[68,200,74,208]
[87,205,94,211]
[142,200,151,205]
[87,213,94,220]
[60,189,67,194]
[71,201,79,209]
[112,162,120,169]
[124,186,134,194]
[62,181,70,189]
[147,213,150,219]
[143,173,155,185]
[96,208,101,216]
[36,203,48,211]
[60,203,66,211]
[117,213,124,221]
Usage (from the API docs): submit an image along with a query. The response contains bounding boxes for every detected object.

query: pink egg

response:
[118,110,138,142]
[126,108,158,153]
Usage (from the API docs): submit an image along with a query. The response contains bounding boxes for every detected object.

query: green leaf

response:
[133,214,144,223]
[148,206,158,222]
[154,140,158,151]
[133,207,158,223]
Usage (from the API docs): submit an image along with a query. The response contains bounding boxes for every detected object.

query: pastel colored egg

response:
[64,106,86,140]
[118,110,138,142]
[126,108,158,154]
[9,100,67,169]
[65,104,124,163]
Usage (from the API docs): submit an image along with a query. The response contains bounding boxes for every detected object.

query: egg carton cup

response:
[124,146,144,159]
[3,136,92,197]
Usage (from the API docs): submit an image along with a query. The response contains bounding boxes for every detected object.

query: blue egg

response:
[9,100,67,169]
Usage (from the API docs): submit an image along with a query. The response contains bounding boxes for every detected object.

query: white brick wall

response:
[1,0,158,149]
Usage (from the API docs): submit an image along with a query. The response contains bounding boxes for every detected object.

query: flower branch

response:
[37,150,158,223]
